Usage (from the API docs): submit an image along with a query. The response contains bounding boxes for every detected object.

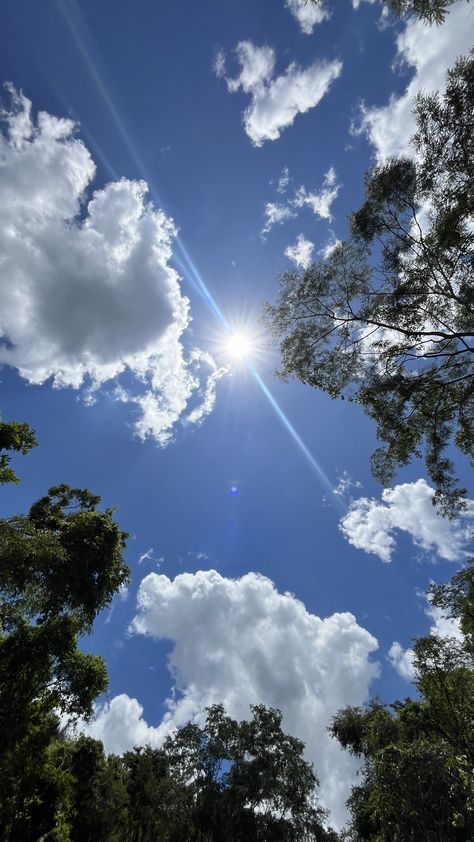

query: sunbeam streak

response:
[55,0,337,500]
[249,364,342,506]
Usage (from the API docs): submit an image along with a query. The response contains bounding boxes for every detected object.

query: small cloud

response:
[261,201,297,237]
[340,479,474,564]
[138,548,155,565]
[333,470,362,498]
[388,591,464,681]
[387,641,416,681]
[318,232,341,259]
[285,0,331,34]
[293,166,340,221]
[213,48,227,79]
[261,167,340,237]
[276,166,290,194]
[284,234,314,269]
[215,40,341,146]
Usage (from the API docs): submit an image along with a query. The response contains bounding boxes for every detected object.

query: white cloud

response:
[340,479,474,563]
[138,548,155,565]
[224,42,275,95]
[285,234,315,268]
[0,85,225,444]
[285,0,331,34]
[387,641,416,680]
[85,570,379,828]
[276,165,290,194]
[261,201,297,236]
[262,167,340,236]
[352,0,377,8]
[318,231,341,259]
[293,166,340,221]
[356,2,474,160]
[216,41,342,146]
[84,694,162,755]
[333,470,362,498]
[389,593,463,681]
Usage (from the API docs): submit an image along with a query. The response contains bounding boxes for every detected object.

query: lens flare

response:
[227,333,251,359]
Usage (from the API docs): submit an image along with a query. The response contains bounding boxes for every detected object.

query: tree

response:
[429,557,474,646]
[331,627,474,839]
[308,0,469,24]
[161,703,338,841]
[0,419,37,485]
[0,483,130,838]
[263,54,474,516]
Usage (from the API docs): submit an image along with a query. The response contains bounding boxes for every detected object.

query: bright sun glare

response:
[226,332,251,359]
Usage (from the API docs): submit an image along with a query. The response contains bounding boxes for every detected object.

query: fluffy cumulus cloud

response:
[389,594,463,681]
[285,234,315,268]
[0,85,226,444]
[215,41,342,146]
[356,2,474,160]
[340,479,474,563]
[285,0,331,34]
[85,570,379,828]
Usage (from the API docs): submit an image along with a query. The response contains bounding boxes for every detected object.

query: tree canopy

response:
[263,53,474,516]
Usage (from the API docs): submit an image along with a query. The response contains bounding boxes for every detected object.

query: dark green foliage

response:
[264,54,474,516]
[0,419,37,484]
[429,558,474,645]
[0,483,130,631]
[331,626,474,840]
[308,0,468,24]
[0,479,130,838]
[0,704,337,841]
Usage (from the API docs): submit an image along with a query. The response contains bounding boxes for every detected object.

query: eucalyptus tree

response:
[264,54,474,516]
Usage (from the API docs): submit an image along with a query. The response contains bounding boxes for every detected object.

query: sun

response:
[226,332,252,359]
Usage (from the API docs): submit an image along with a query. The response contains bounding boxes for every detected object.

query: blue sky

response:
[1,0,473,827]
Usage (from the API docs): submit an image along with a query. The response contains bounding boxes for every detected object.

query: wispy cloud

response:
[293,166,340,221]
[276,166,290,194]
[285,234,314,269]
[261,201,297,237]
[285,0,331,34]
[262,166,341,236]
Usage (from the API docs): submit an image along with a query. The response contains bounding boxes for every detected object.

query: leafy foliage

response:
[0,419,37,485]
[331,595,474,840]
[264,54,474,516]
[0,480,130,838]
[308,0,469,24]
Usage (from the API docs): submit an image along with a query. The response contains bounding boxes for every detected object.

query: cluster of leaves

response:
[308,0,468,25]
[331,558,474,841]
[264,53,474,517]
